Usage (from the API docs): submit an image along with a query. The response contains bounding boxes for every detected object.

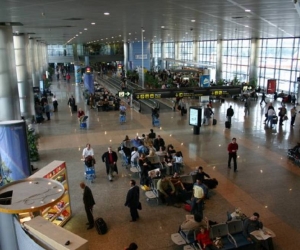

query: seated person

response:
[167,144,176,154]
[102,98,109,111]
[196,217,220,250]
[173,151,183,173]
[122,135,131,148]
[77,108,87,123]
[170,172,185,191]
[153,135,165,151]
[164,151,173,165]
[243,212,274,250]
[147,149,156,157]
[195,166,210,182]
[157,175,176,205]
[179,213,204,232]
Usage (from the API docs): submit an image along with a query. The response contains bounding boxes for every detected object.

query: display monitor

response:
[189,107,199,126]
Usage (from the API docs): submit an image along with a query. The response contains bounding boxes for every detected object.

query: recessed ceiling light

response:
[142,29,145,32]
[168,34,170,36]
[245,9,251,12]
[209,30,213,31]
[101,39,103,40]
[185,32,188,34]
[245,25,249,28]
[161,26,165,28]
[79,32,82,34]
[119,35,121,37]
[84,28,87,30]
[135,38,137,40]
[191,20,196,22]
[76,34,78,36]
[154,36,156,38]
[91,22,96,25]
[112,36,114,38]
[106,38,108,39]
[183,37,185,38]
[129,33,131,35]
[104,12,110,15]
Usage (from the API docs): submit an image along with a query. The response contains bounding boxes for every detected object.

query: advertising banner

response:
[267,79,276,94]
[0,120,31,187]
[84,74,94,94]
[74,65,81,84]
[200,75,210,87]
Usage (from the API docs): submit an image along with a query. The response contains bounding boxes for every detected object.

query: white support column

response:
[216,39,223,82]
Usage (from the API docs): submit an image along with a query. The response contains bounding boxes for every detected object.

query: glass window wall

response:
[197,41,217,67]
[178,42,193,61]
[163,42,175,59]
[257,38,300,93]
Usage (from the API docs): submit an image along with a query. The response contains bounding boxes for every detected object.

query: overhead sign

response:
[118,91,131,97]
[135,54,148,60]
[133,86,241,99]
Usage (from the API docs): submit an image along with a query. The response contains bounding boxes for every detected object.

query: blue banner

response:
[0,121,31,187]
[74,65,81,84]
[84,74,94,94]
[200,75,210,87]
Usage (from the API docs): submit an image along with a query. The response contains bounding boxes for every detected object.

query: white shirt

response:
[267,109,276,116]
[131,151,139,162]
[82,147,94,158]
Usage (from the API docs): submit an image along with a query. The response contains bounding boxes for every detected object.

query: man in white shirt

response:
[82,143,94,159]
[191,179,205,218]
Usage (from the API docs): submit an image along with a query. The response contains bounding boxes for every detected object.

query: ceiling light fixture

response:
[245,9,251,12]
[191,20,196,22]
[84,28,87,30]
[104,12,110,15]
[161,26,165,28]
[91,22,95,25]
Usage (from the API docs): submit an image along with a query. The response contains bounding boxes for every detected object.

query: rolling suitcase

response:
[273,115,278,124]
[213,118,217,125]
[225,121,231,129]
[120,115,126,124]
[72,105,77,112]
[95,218,107,235]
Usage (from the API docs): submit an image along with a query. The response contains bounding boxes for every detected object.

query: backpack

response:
[85,155,95,167]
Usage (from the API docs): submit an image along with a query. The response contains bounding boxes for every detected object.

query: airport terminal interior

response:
[30,75,300,250]
[1,0,300,249]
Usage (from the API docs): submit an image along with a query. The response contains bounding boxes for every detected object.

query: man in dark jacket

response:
[124,179,140,222]
[153,135,165,151]
[80,182,95,229]
[102,146,118,181]
[226,105,234,123]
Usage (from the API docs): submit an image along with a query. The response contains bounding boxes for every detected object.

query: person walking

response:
[267,107,276,128]
[227,138,238,172]
[102,146,118,181]
[80,182,95,230]
[204,104,213,125]
[290,106,297,127]
[226,105,234,123]
[52,95,58,112]
[244,97,250,116]
[260,92,267,105]
[278,104,287,126]
[124,179,140,222]
[67,95,76,112]
[44,102,51,121]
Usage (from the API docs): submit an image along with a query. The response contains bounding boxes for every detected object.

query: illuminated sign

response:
[86,67,91,73]
[133,87,241,99]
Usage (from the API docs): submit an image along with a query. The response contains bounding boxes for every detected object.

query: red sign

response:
[267,79,276,94]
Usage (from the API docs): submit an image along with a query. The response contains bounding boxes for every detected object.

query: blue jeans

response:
[267,116,273,127]
[191,198,204,218]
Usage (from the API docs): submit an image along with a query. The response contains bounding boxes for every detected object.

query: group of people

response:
[34,94,59,122]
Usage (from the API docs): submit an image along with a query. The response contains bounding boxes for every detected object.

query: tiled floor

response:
[33,77,300,250]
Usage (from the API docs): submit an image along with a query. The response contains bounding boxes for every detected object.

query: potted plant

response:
[27,128,39,162]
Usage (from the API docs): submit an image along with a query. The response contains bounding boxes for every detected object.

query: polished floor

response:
[33,76,300,250]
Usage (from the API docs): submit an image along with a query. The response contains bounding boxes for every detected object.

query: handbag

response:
[137,202,142,210]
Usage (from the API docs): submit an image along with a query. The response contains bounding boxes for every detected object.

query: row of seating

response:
[172,220,253,250]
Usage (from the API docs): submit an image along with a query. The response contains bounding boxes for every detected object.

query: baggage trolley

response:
[120,114,126,124]
[85,165,96,183]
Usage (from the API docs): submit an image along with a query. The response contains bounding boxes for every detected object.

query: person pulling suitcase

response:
[226,105,234,129]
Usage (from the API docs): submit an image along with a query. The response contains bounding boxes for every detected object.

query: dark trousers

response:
[158,189,175,204]
[279,116,284,125]
[85,205,94,226]
[228,153,237,171]
[291,116,296,126]
[46,112,50,120]
[130,206,139,221]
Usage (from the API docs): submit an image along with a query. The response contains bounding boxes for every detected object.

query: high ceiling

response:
[1,0,299,45]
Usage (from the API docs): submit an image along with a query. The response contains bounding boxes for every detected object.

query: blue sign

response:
[84,74,94,94]
[0,121,31,187]
[200,75,210,87]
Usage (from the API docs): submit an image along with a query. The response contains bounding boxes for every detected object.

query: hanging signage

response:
[200,75,210,87]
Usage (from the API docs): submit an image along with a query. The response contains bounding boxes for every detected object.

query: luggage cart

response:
[85,165,96,183]
[120,114,126,124]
